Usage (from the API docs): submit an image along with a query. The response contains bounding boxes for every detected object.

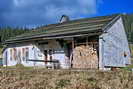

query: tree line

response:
[0,27,30,48]
[123,14,133,43]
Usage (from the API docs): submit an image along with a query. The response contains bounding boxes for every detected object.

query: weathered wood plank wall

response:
[101,17,131,67]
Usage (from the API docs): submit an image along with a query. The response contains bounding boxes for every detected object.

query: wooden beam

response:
[72,37,75,49]
[86,36,88,46]
[70,37,75,68]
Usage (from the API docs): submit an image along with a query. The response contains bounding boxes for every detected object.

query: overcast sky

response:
[0,0,133,28]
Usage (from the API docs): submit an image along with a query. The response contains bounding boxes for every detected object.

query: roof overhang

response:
[4,30,102,44]
[4,14,121,45]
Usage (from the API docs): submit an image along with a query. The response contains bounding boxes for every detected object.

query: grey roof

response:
[5,14,120,44]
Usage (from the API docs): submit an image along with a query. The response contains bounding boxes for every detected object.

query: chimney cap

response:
[60,15,69,23]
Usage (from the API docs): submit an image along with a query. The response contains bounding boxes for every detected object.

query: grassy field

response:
[0,67,133,89]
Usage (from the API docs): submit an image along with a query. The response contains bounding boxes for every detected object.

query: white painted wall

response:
[3,40,70,68]
[3,43,45,67]
[100,17,131,67]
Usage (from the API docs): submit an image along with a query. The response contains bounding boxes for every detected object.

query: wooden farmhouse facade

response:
[2,14,131,70]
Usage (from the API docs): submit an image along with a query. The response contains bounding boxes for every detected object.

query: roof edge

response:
[102,14,122,31]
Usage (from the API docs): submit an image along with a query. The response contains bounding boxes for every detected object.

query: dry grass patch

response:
[0,68,133,89]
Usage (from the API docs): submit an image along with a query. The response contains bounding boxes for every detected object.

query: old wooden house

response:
[2,14,131,70]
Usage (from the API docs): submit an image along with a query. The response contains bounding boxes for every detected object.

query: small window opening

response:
[124,52,127,58]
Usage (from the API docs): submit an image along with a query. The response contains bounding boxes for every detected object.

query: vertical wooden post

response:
[70,37,75,68]
[72,37,75,49]
[44,50,48,65]
[86,36,88,46]
[99,36,104,70]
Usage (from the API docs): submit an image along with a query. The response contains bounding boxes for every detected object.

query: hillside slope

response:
[0,68,133,89]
